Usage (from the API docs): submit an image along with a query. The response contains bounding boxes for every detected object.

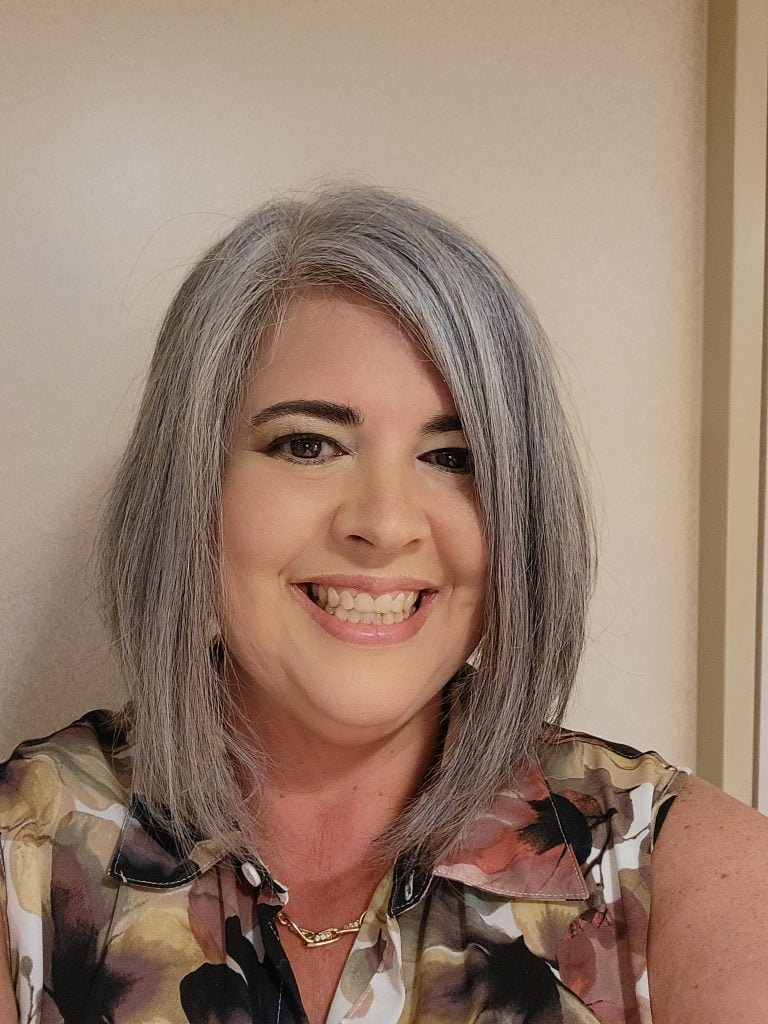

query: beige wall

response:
[700,0,768,805]
[1,1,705,768]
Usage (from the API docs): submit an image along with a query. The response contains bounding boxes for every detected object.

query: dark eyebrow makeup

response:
[249,400,464,438]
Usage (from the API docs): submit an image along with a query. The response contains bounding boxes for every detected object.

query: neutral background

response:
[1,1,705,768]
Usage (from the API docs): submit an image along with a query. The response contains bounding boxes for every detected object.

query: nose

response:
[330,460,430,554]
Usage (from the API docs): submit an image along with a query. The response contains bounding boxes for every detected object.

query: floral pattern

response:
[0,707,688,1023]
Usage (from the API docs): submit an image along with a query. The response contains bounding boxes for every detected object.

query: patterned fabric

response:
[0,708,689,1024]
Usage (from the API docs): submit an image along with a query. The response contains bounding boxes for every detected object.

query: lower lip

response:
[291,585,438,646]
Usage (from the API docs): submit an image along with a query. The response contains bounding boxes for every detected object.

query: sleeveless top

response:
[0,710,689,1024]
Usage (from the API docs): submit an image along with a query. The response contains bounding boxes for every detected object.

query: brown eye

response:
[423,449,474,473]
[264,433,346,465]
[288,437,323,459]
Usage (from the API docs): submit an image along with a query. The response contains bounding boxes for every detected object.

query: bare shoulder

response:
[648,773,768,1023]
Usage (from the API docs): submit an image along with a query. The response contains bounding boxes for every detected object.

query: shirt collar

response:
[430,755,590,902]
[108,752,588,905]
[108,797,230,888]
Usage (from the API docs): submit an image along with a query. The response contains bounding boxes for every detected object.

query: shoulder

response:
[0,709,130,835]
[538,726,690,844]
[0,712,131,1024]
[648,774,768,1022]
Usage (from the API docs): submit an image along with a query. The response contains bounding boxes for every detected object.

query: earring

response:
[206,617,220,647]
[210,638,225,663]
[206,618,226,664]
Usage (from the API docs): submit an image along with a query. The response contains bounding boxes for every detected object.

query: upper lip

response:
[296,574,439,595]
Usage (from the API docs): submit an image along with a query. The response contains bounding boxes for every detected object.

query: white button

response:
[242,862,263,887]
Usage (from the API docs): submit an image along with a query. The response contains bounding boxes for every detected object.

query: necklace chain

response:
[275,908,366,947]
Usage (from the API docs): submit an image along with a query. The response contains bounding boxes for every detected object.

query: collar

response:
[107,753,589,907]
[429,755,590,902]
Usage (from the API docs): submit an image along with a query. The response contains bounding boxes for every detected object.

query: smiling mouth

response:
[298,583,426,624]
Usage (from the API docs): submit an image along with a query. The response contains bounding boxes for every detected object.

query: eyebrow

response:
[249,399,464,437]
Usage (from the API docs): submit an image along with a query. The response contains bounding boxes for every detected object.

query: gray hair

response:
[97,183,596,866]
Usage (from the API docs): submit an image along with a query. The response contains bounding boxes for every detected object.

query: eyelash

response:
[263,432,474,474]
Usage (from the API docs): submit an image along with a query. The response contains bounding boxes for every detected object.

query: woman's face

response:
[221,288,487,746]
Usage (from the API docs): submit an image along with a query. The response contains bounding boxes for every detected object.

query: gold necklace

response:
[275,908,366,947]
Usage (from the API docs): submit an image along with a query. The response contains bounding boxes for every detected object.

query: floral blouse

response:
[0,709,688,1024]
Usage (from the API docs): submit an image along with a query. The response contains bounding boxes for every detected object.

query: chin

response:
[295,685,441,744]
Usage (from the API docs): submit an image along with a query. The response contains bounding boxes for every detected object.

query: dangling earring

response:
[467,637,484,667]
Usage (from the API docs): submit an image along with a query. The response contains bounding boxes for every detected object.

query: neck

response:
[229,684,446,877]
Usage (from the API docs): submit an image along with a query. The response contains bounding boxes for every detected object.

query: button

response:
[242,862,263,888]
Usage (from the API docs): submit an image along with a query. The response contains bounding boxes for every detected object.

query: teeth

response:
[353,592,375,613]
[331,607,409,624]
[304,583,424,624]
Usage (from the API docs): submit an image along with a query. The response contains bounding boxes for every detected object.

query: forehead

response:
[246,288,455,414]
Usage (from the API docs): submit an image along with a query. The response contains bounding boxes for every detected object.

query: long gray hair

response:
[97,183,596,866]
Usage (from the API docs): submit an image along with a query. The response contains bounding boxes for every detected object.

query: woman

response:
[0,184,766,1024]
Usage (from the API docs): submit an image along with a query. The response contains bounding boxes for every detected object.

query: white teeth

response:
[329,604,413,625]
[353,592,375,613]
[304,584,425,625]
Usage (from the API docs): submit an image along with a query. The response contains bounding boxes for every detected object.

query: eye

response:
[264,433,346,465]
[421,448,474,474]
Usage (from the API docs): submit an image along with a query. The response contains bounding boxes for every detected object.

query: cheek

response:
[220,466,300,652]
[221,460,310,571]
[445,506,488,634]
[222,494,276,571]
[441,495,488,588]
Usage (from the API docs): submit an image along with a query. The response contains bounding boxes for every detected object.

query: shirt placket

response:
[335,912,404,1024]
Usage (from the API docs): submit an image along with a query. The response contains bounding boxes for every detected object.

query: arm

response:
[648,773,768,1023]
[0,912,18,1024]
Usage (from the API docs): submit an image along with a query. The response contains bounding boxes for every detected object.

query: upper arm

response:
[0,848,19,1024]
[648,773,768,1023]
[0,912,18,1024]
